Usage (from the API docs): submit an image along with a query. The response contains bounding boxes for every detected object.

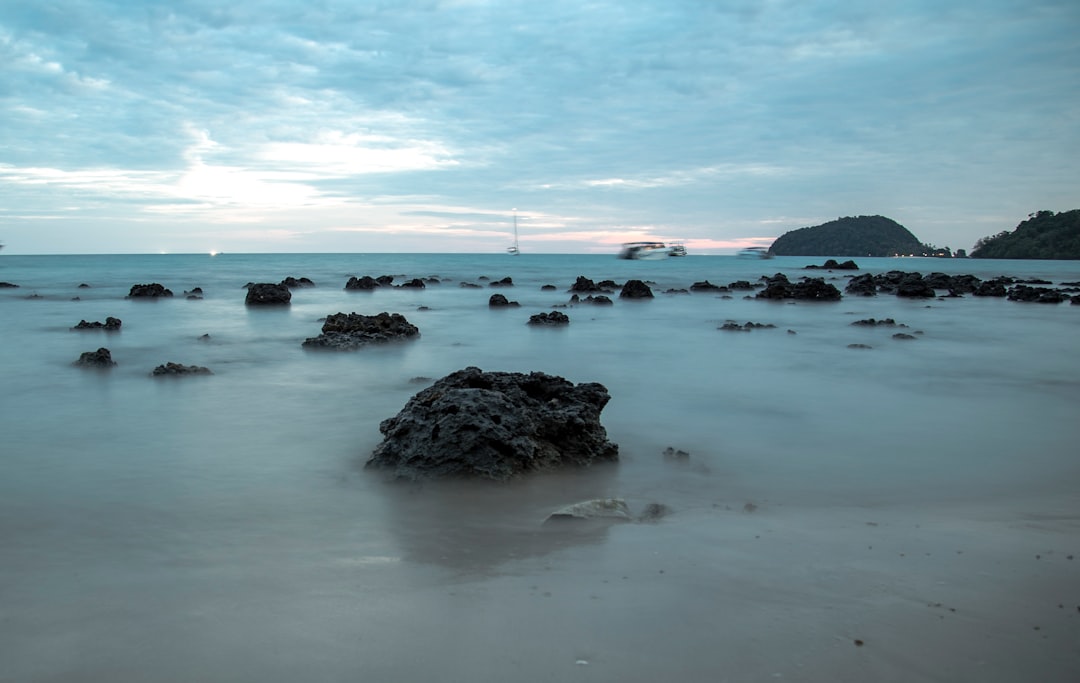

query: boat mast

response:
[507,208,520,254]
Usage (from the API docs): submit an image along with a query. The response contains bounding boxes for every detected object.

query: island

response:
[970,210,1080,259]
[768,215,949,257]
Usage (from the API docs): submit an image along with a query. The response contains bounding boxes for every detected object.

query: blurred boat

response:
[737,247,773,259]
[618,242,672,260]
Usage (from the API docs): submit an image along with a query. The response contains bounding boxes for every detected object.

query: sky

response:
[1,0,1078,255]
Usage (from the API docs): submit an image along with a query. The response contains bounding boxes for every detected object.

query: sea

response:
[2,252,1078,682]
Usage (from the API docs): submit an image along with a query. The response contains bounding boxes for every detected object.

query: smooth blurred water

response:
[2,253,1079,682]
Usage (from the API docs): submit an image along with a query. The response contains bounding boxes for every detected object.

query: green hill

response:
[970,210,1080,259]
[769,215,941,257]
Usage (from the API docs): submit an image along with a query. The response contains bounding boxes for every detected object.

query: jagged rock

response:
[346,275,382,290]
[805,259,859,270]
[569,276,610,293]
[757,274,842,301]
[366,366,619,481]
[580,295,613,305]
[720,321,776,331]
[245,282,291,305]
[1007,285,1067,303]
[619,279,654,298]
[280,276,315,288]
[895,274,936,298]
[528,311,570,325]
[845,273,878,296]
[851,318,900,327]
[726,280,757,290]
[127,283,173,298]
[73,347,116,368]
[72,317,122,331]
[398,278,426,289]
[690,280,722,291]
[489,293,520,307]
[545,499,631,524]
[972,279,1008,297]
[151,362,212,376]
[489,277,514,287]
[302,311,419,350]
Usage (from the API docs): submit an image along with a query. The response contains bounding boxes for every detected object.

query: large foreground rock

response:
[366,367,619,481]
[245,282,291,305]
[302,311,419,350]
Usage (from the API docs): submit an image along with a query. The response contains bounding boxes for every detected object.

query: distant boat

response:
[617,241,672,260]
[669,242,688,257]
[507,209,520,255]
[737,246,773,259]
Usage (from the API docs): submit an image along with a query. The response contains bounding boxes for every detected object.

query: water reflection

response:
[370,464,627,573]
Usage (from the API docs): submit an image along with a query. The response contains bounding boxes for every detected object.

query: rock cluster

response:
[151,362,212,376]
[757,274,842,301]
[301,311,419,350]
[127,283,173,298]
[366,366,619,481]
[73,348,116,368]
[245,282,292,305]
[72,317,122,331]
[527,311,570,325]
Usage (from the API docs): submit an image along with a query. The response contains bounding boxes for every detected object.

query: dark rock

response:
[528,311,570,325]
[151,362,213,376]
[184,287,204,296]
[398,278,427,289]
[459,282,483,289]
[690,280,723,291]
[895,274,936,298]
[541,284,557,291]
[78,283,91,288]
[73,347,116,368]
[845,273,878,296]
[376,275,395,286]
[366,366,619,481]
[302,311,420,350]
[726,280,757,290]
[664,288,690,294]
[972,279,1009,297]
[1007,285,1066,303]
[489,277,514,287]
[892,333,918,340]
[619,279,654,298]
[851,318,899,327]
[580,295,613,305]
[720,321,775,332]
[280,276,315,288]
[569,276,607,293]
[489,293,520,307]
[72,317,122,331]
[847,343,873,349]
[346,275,382,290]
[597,280,620,290]
[0,282,19,288]
[757,274,842,301]
[127,283,173,298]
[806,259,859,270]
[245,282,291,305]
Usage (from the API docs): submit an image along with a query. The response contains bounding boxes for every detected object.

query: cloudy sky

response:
[1,0,1077,255]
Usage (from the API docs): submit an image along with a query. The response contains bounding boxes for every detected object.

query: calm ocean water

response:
[2,252,1079,682]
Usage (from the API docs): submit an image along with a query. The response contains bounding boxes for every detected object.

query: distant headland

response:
[768,215,953,258]
[970,210,1080,259]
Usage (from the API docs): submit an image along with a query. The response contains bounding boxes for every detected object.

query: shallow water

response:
[2,253,1079,682]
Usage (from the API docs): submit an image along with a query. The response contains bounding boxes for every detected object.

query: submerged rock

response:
[151,362,212,376]
[545,498,632,523]
[72,317,122,331]
[488,293,520,307]
[73,347,117,368]
[302,311,419,350]
[127,283,173,298]
[528,311,570,325]
[366,366,618,481]
[245,282,291,305]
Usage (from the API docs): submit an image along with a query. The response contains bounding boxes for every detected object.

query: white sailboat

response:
[507,208,520,255]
